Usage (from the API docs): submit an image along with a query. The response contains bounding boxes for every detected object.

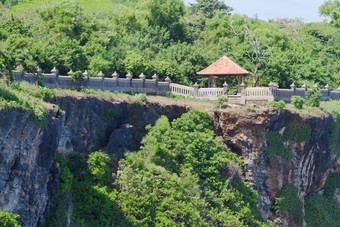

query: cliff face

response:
[0,95,188,226]
[212,108,339,226]
[0,97,338,226]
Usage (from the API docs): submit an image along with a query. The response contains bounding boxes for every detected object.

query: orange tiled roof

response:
[197,56,252,76]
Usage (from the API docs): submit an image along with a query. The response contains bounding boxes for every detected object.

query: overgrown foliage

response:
[330,113,340,154]
[102,109,115,122]
[305,194,340,227]
[215,94,228,108]
[0,208,21,227]
[306,88,322,107]
[323,172,340,200]
[283,123,311,142]
[44,155,72,227]
[267,100,286,110]
[71,71,84,82]
[264,131,292,160]
[291,96,305,109]
[1,0,339,89]
[58,110,267,226]
[0,80,50,128]
[274,184,303,226]
[117,109,265,226]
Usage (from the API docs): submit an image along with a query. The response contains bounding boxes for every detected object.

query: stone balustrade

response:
[11,67,340,104]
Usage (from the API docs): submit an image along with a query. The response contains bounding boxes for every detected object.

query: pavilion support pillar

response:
[208,75,213,88]
[237,75,243,93]
[212,76,216,88]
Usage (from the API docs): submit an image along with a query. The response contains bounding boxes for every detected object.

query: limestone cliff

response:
[0,96,339,226]
[0,95,188,226]
[212,108,339,226]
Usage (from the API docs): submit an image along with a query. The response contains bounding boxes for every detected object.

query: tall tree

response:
[190,0,233,18]
[319,0,340,27]
[141,0,185,39]
[243,25,272,87]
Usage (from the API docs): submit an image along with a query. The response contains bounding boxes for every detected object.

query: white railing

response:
[170,83,194,97]
[246,87,271,96]
[198,88,224,97]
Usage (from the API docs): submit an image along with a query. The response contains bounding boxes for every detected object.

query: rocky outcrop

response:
[212,107,339,225]
[0,95,188,226]
[0,110,59,227]
[0,96,338,226]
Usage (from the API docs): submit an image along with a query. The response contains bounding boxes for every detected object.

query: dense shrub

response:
[264,131,292,160]
[0,208,20,227]
[305,194,340,227]
[44,155,72,227]
[117,109,266,226]
[274,184,303,226]
[330,113,340,155]
[102,109,115,122]
[267,100,286,110]
[306,88,322,107]
[283,123,311,142]
[71,71,84,82]
[215,94,228,108]
[291,96,305,109]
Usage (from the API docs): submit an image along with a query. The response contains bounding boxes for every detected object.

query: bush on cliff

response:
[291,96,305,109]
[0,207,21,227]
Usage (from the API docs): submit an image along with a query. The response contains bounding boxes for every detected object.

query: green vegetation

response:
[0,80,50,128]
[71,71,84,82]
[264,131,292,160]
[44,155,72,227]
[117,109,265,226]
[305,194,340,227]
[274,184,303,226]
[0,208,21,227]
[102,109,115,122]
[215,94,228,108]
[46,110,267,226]
[283,123,311,142]
[323,172,340,200]
[267,100,286,110]
[306,88,322,107]
[134,93,148,103]
[330,113,340,154]
[291,96,305,109]
[0,0,339,90]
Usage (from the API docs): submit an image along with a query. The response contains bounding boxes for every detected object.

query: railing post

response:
[139,73,146,93]
[290,82,296,95]
[51,67,59,88]
[37,66,42,84]
[165,76,170,92]
[302,83,308,91]
[240,82,246,104]
[325,84,330,97]
[98,71,105,90]
[83,70,89,88]
[68,69,73,89]
[126,72,133,94]
[193,82,199,97]
[152,73,158,95]
[112,71,119,88]
[337,87,340,92]
[223,82,228,96]
[314,84,319,90]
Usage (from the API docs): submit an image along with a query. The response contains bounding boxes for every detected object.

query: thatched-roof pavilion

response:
[197,56,252,90]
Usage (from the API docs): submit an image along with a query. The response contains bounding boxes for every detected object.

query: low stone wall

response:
[12,71,170,95]
[12,70,340,104]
